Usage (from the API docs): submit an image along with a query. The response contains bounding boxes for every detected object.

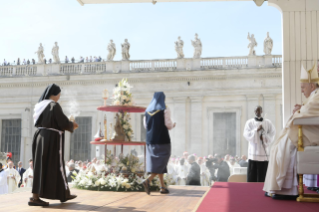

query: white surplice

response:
[175,164,188,185]
[303,174,318,187]
[0,170,8,194]
[5,168,20,193]
[200,163,210,186]
[22,168,33,188]
[167,162,177,183]
[243,118,276,161]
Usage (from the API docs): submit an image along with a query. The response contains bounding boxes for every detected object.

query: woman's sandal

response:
[142,179,151,195]
[160,187,169,194]
[28,198,49,206]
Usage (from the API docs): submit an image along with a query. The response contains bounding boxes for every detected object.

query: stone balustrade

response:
[0,55,282,77]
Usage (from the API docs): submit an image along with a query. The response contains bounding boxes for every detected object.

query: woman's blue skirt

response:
[146,143,171,174]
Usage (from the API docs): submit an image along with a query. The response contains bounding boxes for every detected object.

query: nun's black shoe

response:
[271,194,298,200]
[307,187,319,192]
[60,194,77,203]
[28,198,49,206]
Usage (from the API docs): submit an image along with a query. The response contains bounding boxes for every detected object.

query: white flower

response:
[100,179,107,185]
[87,172,94,178]
[109,179,116,187]
[72,171,77,176]
[95,180,101,186]
[125,183,131,189]
[127,131,132,137]
[135,176,144,184]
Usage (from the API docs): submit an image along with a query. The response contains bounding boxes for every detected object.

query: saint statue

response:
[247,33,257,56]
[191,33,202,59]
[121,39,130,61]
[263,32,273,55]
[175,36,184,59]
[107,40,116,61]
[35,43,45,64]
[51,42,60,63]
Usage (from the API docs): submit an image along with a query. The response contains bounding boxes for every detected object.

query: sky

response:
[0,0,282,63]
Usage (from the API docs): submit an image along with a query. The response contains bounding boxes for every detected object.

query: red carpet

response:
[196,182,318,212]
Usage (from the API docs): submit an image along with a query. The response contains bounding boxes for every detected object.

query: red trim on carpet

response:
[196,182,318,212]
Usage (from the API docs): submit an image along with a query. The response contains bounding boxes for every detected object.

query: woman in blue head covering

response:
[142,92,176,195]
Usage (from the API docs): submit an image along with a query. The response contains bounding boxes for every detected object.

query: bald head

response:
[8,162,14,169]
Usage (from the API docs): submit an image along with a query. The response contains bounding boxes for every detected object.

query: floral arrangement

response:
[117,153,143,173]
[112,79,133,106]
[103,150,114,166]
[72,171,175,192]
[118,112,133,141]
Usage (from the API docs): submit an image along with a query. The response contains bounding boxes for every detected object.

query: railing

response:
[272,55,282,67]
[0,66,13,76]
[201,57,248,69]
[224,57,248,68]
[0,55,283,77]
[130,60,177,71]
[0,65,37,76]
[15,65,37,76]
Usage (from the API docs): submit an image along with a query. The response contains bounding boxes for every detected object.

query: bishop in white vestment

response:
[0,163,8,194]
[23,162,34,188]
[5,162,20,193]
[176,159,188,185]
[263,63,319,200]
[243,106,276,182]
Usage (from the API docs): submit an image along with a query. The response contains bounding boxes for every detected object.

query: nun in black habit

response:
[29,84,79,206]
[142,92,176,195]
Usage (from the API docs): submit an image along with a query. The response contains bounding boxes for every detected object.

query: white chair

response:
[294,117,319,202]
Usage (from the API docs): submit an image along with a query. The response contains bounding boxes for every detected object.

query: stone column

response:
[268,0,319,124]
[189,97,203,155]
[172,97,187,156]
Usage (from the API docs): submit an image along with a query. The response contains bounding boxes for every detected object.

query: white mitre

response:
[300,62,319,83]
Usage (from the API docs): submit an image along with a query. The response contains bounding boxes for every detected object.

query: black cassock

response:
[32,102,74,201]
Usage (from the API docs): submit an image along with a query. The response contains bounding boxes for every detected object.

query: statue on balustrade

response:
[121,39,130,61]
[191,33,202,59]
[263,32,273,55]
[175,36,184,59]
[247,33,257,56]
[35,43,45,64]
[107,40,116,61]
[263,63,319,200]
[51,42,60,63]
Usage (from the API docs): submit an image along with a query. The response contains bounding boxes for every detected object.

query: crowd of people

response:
[0,158,34,195]
[166,152,248,186]
[1,55,104,66]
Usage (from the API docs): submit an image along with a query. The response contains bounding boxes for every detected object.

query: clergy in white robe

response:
[198,158,210,186]
[228,158,240,176]
[176,159,188,185]
[5,162,20,193]
[243,106,276,182]
[0,163,8,195]
[23,162,34,188]
[263,63,319,200]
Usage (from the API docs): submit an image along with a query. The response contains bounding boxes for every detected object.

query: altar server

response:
[264,63,319,200]
[5,162,20,193]
[23,161,34,188]
[30,83,79,206]
[0,163,8,194]
[243,106,276,182]
[142,92,176,195]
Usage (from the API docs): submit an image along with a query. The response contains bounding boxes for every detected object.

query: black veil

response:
[38,84,61,102]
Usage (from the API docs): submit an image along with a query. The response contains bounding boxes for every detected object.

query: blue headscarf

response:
[146,92,166,113]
